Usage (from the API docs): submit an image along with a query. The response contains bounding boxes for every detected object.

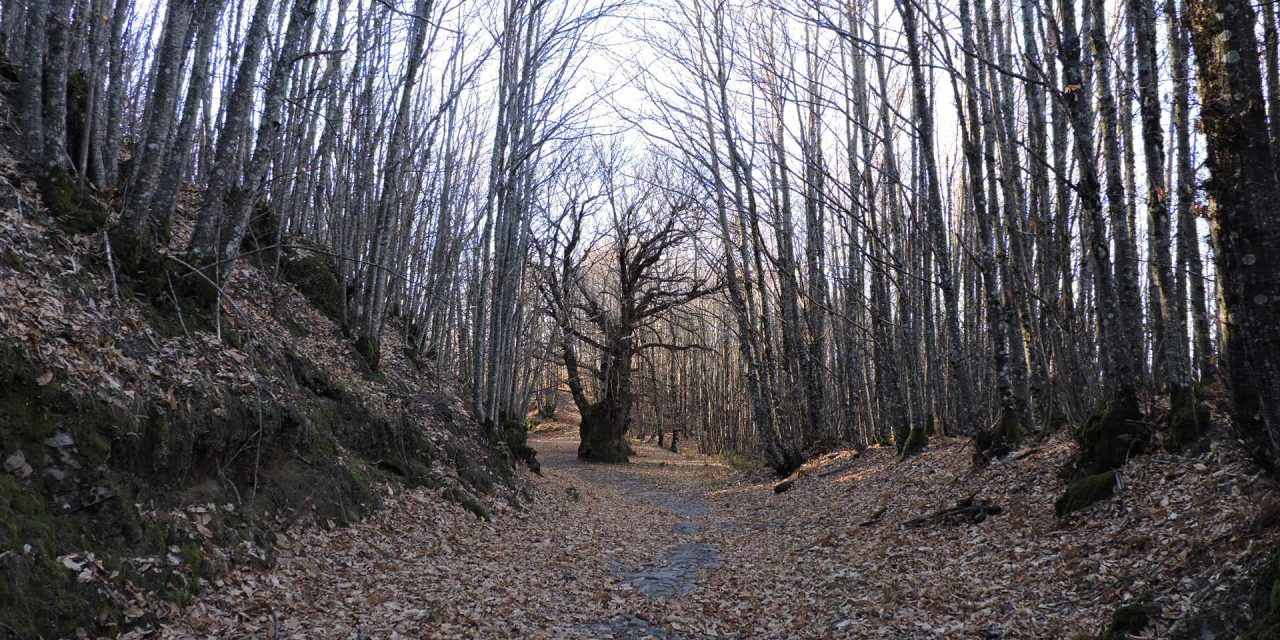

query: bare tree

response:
[538,159,717,462]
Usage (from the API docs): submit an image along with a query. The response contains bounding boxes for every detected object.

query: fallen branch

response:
[902,497,1002,528]
[859,505,887,527]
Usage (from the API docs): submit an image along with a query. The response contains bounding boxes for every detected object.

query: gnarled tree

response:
[537,162,716,462]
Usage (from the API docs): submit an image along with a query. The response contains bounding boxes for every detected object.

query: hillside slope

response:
[0,106,514,636]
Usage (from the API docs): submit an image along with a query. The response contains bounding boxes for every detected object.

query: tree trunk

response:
[19,0,47,160]
[41,0,73,169]
[1089,0,1142,399]
[1186,0,1280,474]
[1168,0,1215,382]
[898,0,972,446]
[1130,0,1198,444]
[577,350,634,463]
[148,0,221,246]
[122,0,194,232]
[186,0,275,276]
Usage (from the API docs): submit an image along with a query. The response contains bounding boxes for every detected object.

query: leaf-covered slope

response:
[0,115,510,637]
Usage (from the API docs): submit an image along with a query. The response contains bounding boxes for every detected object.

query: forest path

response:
[140,422,1272,639]
[153,427,766,639]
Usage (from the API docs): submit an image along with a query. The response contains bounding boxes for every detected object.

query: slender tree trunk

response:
[898,0,973,448]
[958,0,1021,457]
[1089,0,1142,399]
[1130,0,1197,443]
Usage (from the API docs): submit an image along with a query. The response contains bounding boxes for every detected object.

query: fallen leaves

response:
[128,428,1280,639]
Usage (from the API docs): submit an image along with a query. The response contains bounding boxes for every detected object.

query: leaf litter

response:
[140,422,1278,639]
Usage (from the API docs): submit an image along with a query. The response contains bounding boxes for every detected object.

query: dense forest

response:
[2,0,1280,636]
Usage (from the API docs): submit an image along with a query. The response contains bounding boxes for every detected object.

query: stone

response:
[3,450,31,479]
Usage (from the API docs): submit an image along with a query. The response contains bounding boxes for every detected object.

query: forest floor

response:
[141,408,1280,639]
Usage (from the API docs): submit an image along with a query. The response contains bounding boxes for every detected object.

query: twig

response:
[101,230,120,303]
[166,273,193,341]
[217,466,243,506]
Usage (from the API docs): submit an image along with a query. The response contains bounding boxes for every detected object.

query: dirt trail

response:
[152,428,748,639]
[539,432,734,638]
[148,421,1276,639]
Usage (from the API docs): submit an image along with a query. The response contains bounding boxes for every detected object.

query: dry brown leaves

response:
[0,131,476,459]
[129,427,1277,639]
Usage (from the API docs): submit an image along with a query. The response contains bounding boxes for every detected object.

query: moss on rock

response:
[1165,386,1210,451]
[1072,392,1147,476]
[279,247,346,325]
[898,426,929,460]
[38,166,107,233]
[1100,603,1156,639]
[1055,470,1117,517]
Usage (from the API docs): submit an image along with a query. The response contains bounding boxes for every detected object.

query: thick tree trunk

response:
[19,0,47,159]
[148,0,220,246]
[1187,0,1280,474]
[111,0,202,271]
[40,0,73,169]
[578,395,633,463]
[122,0,194,228]
[187,0,274,275]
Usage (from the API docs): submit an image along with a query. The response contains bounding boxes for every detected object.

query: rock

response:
[42,431,76,450]
[3,450,32,479]
[86,485,116,506]
[42,432,80,468]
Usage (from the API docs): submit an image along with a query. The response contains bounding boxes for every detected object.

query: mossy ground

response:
[716,451,766,472]
[37,165,107,233]
[278,246,347,326]
[0,346,144,636]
